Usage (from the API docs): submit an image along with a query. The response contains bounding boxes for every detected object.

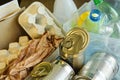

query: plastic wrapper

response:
[0,32,63,80]
[110,20,120,39]
[84,32,120,80]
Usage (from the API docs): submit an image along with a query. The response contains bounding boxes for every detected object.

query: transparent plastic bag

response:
[110,20,120,39]
[105,37,120,80]
[84,33,120,80]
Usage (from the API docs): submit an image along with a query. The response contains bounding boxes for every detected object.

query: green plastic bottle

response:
[94,0,119,23]
[82,9,102,33]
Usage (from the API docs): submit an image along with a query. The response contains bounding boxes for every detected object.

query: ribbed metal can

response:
[43,60,75,80]
[60,27,89,71]
[74,52,119,80]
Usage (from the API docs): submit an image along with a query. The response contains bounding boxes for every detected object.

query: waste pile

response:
[0,0,120,80]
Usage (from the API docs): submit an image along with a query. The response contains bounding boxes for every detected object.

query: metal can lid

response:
[61,27,89,55]
[31,62,52,77]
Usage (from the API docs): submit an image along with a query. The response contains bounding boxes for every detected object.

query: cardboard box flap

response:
[0,8,25,49]
[0,0,20,21]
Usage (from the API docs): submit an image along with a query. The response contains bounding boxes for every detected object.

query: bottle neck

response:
[94,0,104,6]
[89,9,101,22]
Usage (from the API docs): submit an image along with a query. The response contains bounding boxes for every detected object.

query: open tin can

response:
[74,52,119,80]
[43,59,75,80]
[60,27,89,72]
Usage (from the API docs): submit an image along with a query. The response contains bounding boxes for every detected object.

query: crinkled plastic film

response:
[84,33,120,80]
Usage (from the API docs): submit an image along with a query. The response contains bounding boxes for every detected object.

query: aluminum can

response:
[74,52,119,80]
[43,60,75,80]
[60,27,89,71]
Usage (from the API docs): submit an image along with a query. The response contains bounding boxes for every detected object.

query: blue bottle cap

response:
[89,9,101,22]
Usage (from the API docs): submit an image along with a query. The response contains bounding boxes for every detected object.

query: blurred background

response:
[0,0,90,12]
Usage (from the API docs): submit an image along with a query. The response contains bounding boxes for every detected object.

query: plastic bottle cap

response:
[93,0,103,5]
[89,9,101,22]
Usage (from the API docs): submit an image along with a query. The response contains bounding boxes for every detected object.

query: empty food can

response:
[74,52,119,80]
[25,62,52,80]
[43,60,75,80]
[60,27,89,71]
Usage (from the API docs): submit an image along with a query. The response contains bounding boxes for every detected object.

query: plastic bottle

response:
[77,11,90,27]
[93,0,119,23]
[82,9,102,33]
[53,0,77,24]
[94,0,120,37]
[105,0,120,37]
[105,0,120,16]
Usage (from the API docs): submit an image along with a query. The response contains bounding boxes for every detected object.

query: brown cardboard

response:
[0,8,26,49]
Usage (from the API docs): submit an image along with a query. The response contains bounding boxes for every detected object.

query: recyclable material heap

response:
[63,0,120,79]
[0,0,120,80]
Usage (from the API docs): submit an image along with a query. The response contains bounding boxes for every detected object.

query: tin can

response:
[43,60,75,80]
[25,62,52,80]
[74,52,119,80]
[60,27,89,71]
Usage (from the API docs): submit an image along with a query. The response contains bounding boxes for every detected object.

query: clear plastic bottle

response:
[105,0,120,16]
[93,0,119,23]
[93,0,120,38]
[82,9,102,33]
[77,11,90,27]
[53,0,77,24]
